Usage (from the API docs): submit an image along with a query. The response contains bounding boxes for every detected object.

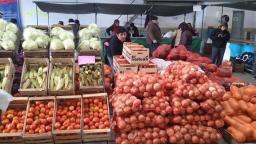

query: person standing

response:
[210,23,230,66]
[146,15,162,57]
[106,19,120,36]
[105,27,127,69]
[129,23,139,37]
[178,22,193,50]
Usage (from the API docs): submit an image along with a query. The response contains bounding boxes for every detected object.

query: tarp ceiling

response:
[34,1,194,16]
[215,1,256,11]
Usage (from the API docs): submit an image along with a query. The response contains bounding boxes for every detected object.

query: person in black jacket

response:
[210,23,230,66]
[129,23,139,37]
[106,19,120,36]
[105,27,127,69]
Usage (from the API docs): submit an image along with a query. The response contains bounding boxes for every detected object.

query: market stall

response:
[1,0,256,143]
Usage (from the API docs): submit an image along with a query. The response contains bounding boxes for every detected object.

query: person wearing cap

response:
[210,23,230,66]
[106,27,127,68]
[146,15,162,57]
[106,19,120,36]
[68,18,79,37]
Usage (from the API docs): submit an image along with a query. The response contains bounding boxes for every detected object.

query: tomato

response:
[46,117,53,123]
[74,124,80,129]
[45,126,51,132]
[27,112,34,118]
[39,128,45,134]
[55,122,61,128]
[47,101,54,108]
[26,118,33,125]
[84,118,89,124]
[29,107,35,112]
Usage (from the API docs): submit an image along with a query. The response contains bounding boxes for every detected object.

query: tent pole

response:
[36,5,38,25]
[127,15,128,22]
[193,11,196,28]
[184,14,186,22]
[47,12,49,27]
[201,8,204,38]
[95,13,97,24]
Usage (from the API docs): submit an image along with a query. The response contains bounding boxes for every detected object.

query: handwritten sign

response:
[78,56,95,65]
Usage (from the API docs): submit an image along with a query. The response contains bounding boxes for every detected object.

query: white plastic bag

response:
[0,89,13,112]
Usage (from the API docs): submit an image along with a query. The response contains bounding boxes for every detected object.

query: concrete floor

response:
[233,72,256,84]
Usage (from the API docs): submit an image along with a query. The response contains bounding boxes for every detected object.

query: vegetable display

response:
[50,27,74,50]
[55,100,81,130]
[0,64,11,91]
[25,101,54,134]
[0,109,26,133]
[112,61,225,144]
[0,18,19,50]
[83,97,110,130]
[80,62,103,87]
[222,85,256,142]
[49,65,73,91]
[78,23,101,51]
[21,65,47,89]
[22,27,49,50]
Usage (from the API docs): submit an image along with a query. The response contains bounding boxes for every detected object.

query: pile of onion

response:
[115,127,168,144]
[142,96,172,116]
[166,125,222,144]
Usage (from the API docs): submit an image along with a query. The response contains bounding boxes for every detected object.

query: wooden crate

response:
[0,97,28,144]
[23,49,49,58]
[79,59,104,93]
[138,62,158,73]
[113,55,138,73]
[23,96,55,144]
[0,58,15,93]
[79,49,101,56]
[19,58,49,96]
[0,31,20,58]
[82,93,111,142]
[48,58,75,96]
[51,49,75,58]
[52,95,82,144]
[122,42,149,65]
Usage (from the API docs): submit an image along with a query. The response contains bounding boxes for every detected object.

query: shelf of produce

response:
[0,97,28,144]
[22,96,55,144]
[79,60,104,93]
[23,49,49,58]
[51,49,75,58]
[0,58,15,93]
[82,93,111,142]
[19,58,49,96]
[52,95,82,144]
[48,58,75,96]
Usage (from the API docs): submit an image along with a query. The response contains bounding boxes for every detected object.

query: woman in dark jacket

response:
[106,19,120,36]
[178,22,193,50]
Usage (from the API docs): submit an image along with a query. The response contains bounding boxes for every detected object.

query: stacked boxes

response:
[113,42,157,73]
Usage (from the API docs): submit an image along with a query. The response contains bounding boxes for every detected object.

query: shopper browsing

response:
[178,22,193,51]
[129,23,139,37]
[105,27,127,69]
[210,23,230,66]
[146,15,162,57]
[106,19,120,36]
